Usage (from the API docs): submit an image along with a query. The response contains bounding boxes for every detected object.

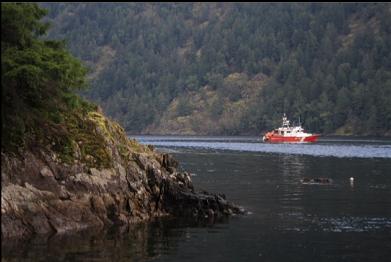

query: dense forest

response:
[42,3,391,136]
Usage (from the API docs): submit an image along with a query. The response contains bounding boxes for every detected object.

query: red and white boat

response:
[262,114,320,143]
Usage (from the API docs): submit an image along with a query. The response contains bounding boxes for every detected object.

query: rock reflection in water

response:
[1,217,229,262]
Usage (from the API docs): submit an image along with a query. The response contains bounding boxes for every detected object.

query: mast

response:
[282,113,290,128]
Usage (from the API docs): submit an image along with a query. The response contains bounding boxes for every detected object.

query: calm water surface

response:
[3,136,391,261]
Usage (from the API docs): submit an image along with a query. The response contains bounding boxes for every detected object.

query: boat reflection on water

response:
[279,153,306,178]
[277,154,306,220]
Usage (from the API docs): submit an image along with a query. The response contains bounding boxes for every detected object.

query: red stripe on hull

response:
[303,135,319,143]
[266,134,320,143]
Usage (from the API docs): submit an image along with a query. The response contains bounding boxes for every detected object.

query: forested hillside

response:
[42,3,391,136]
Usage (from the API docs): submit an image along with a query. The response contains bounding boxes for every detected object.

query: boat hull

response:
[263,134,320,143]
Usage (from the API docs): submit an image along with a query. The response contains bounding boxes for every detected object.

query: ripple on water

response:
[319,217,391,232]
[283,216,391,233]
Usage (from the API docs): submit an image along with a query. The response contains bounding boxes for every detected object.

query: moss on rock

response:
[44,102,154,169]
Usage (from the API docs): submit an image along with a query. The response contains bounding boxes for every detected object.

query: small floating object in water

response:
[301,177,332,185]
[350,177,354,187]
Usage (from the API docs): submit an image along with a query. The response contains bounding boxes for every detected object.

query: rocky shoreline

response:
[1,117,244,239]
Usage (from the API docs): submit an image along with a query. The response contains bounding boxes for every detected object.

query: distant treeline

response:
[43,3,391,135]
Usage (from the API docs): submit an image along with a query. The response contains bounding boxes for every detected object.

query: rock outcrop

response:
[1,111,243,239]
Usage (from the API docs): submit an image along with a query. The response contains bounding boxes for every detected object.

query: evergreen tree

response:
[2,3,89,150]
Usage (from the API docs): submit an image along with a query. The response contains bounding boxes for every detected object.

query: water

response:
[3,136,391,261]
[133,135,391,158]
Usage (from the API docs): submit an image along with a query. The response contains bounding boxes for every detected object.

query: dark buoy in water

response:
[301,177,332,185]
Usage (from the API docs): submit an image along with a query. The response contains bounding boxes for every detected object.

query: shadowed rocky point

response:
[1,111,243,240]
